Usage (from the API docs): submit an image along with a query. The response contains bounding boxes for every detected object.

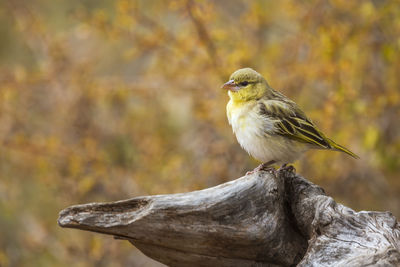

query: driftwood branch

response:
[58,168,400,266]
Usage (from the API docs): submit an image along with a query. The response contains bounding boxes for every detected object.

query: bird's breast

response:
[227,101,273,136]
[226,100,307,164]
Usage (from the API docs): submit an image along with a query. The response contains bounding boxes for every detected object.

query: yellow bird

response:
[223,68,358,170]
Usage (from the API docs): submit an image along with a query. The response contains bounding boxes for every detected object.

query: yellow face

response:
[222,68,269,102]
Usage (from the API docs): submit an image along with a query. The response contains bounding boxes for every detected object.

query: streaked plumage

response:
[223,68,358,165]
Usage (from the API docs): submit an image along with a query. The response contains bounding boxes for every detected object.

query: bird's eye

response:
[239,81,249,86]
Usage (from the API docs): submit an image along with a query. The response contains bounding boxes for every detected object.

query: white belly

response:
[227,101,308,164]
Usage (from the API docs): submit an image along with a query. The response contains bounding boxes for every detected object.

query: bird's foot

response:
[246,161,276,175]
[278,163,296,174]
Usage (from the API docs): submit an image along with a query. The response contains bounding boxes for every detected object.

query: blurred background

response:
[0,0,399,266]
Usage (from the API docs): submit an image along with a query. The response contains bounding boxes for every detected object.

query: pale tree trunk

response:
[58,168,400,266]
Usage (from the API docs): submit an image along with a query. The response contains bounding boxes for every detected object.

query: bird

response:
[223,68,358,172]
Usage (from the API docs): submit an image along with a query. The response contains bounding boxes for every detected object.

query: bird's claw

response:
[245,170,255,175]
[246,161,276,175]
[278,163,296,174]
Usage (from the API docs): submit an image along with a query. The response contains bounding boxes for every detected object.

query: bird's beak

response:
[221,80,239,91]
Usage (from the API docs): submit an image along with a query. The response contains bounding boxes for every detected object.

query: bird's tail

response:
[328,139,359,159]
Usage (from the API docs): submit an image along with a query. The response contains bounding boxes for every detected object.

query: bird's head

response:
[222,68,270,102]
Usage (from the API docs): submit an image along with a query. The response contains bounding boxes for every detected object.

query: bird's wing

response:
[259,100,331,149]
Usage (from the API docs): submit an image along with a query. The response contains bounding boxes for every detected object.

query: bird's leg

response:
[246,160,276,175]
[278,163,296,174]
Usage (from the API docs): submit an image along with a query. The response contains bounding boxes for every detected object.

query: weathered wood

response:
[58,168,400,266]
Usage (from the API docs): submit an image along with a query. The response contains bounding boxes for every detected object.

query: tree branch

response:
[58,168,400,266]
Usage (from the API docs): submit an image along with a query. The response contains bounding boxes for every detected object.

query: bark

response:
[58,168,400,266]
